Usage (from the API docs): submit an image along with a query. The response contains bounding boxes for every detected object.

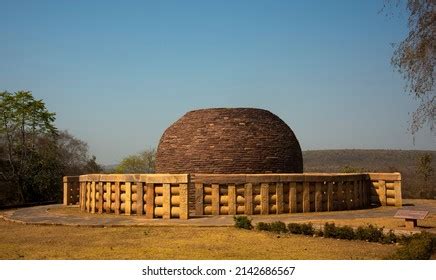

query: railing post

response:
[244,183,253,215]
[145,183,154,218]
[228,184,236,215]
[260,183,269,215]
[276,182,284,214]
[302,181,310,213]
[289,182,297,213]
[211,184,220,215]
[179,183,189,220]
[315,182,322,212]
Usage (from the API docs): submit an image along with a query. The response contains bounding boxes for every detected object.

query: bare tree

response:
[416,153,434,198]
[385,0,435,135]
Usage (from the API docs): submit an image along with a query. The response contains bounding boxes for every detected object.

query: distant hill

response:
[303,149,436,199]
[101,164,118,172]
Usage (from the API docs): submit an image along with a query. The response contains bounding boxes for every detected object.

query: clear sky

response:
[1,0,434,164]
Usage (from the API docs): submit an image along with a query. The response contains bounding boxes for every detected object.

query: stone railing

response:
[63,172,402,219]
[191,173,370,215]
[77,174,189,219]
[63,176,80,205]
[367,173,402,207]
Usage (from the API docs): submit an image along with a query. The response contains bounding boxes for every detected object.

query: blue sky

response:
[1,0,434,164]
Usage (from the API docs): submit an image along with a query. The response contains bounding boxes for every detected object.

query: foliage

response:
[416,153,434,198]
[320,222,356,240]
[389,232,435,260]
[287,223,303,234]
[382,230,398,244]
[300,223,315,235]
[233,216,253,230]
[0,91,58,202]
[115,148,155,173]
[241,218,435,260]
[335,225,355,240]
[323,223,338,238]
[340,165,366,173]
[255,222,271,231]
[268,221,287,233]
[384,0,435,134]
[57,131,102,175]
[0,91,102,204]
[355,224,384,242]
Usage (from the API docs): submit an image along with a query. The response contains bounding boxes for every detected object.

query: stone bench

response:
[394,209,429,229]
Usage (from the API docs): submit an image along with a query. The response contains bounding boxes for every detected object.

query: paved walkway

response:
[1,199,435,233]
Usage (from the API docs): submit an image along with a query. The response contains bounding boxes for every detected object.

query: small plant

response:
[381,230,398,244]
[315,229,324,237]
[233,215,253,230]
[336,226,355,240]
[323,222,338,238]
[287,223,302,234]
[300,223,315,235]
[269,221,287,233]
[355,224,384,242]
[256,222,271,231]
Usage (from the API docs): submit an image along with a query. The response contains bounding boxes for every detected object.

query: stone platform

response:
[1,199,435,234]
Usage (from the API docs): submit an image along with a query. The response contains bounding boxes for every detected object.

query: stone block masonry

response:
[64,172,402,219]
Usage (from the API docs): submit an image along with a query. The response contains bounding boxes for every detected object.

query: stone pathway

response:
[1,199,435,234]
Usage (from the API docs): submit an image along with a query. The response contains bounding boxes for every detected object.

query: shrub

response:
[287,223,302,234]
[389,232,435,260]
[381,230,398,244]
[355,224,384,242]
[300,223,315,235]
[336,226,355,240]
[323,223,338,238]
[323,223,355,240]
[315,229,324,237]
[256,222,271,231]
[269,221,287,233]
[233,216,253,230]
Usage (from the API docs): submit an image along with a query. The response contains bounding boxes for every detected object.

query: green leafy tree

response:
[416,153,434,198]
[384,0,435,135]
[115,148,156,173]
[0,90,58,202]
[0,91,103,203]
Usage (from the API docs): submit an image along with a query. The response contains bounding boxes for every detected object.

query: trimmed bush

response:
[269,221,287,233]
[300,223,315,235]
[355,224,384,242]
[315,229,324,237]
[336,226,355,240]
[323,223,338,238]
[287,223,314,235]
[256,222,271,231]
[381,230,398,244]
[287,223,303,234]
[233,215,253,230]
[323,223,355,240]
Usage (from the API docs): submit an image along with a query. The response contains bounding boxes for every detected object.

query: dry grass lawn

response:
[0,219,396,260]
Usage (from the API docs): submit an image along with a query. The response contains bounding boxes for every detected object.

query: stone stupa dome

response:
[155,108,303,174]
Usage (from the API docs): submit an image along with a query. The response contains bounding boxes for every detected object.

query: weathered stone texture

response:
[155,108,303,174]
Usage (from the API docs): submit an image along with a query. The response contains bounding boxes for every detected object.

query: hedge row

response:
[232,216,435,260]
